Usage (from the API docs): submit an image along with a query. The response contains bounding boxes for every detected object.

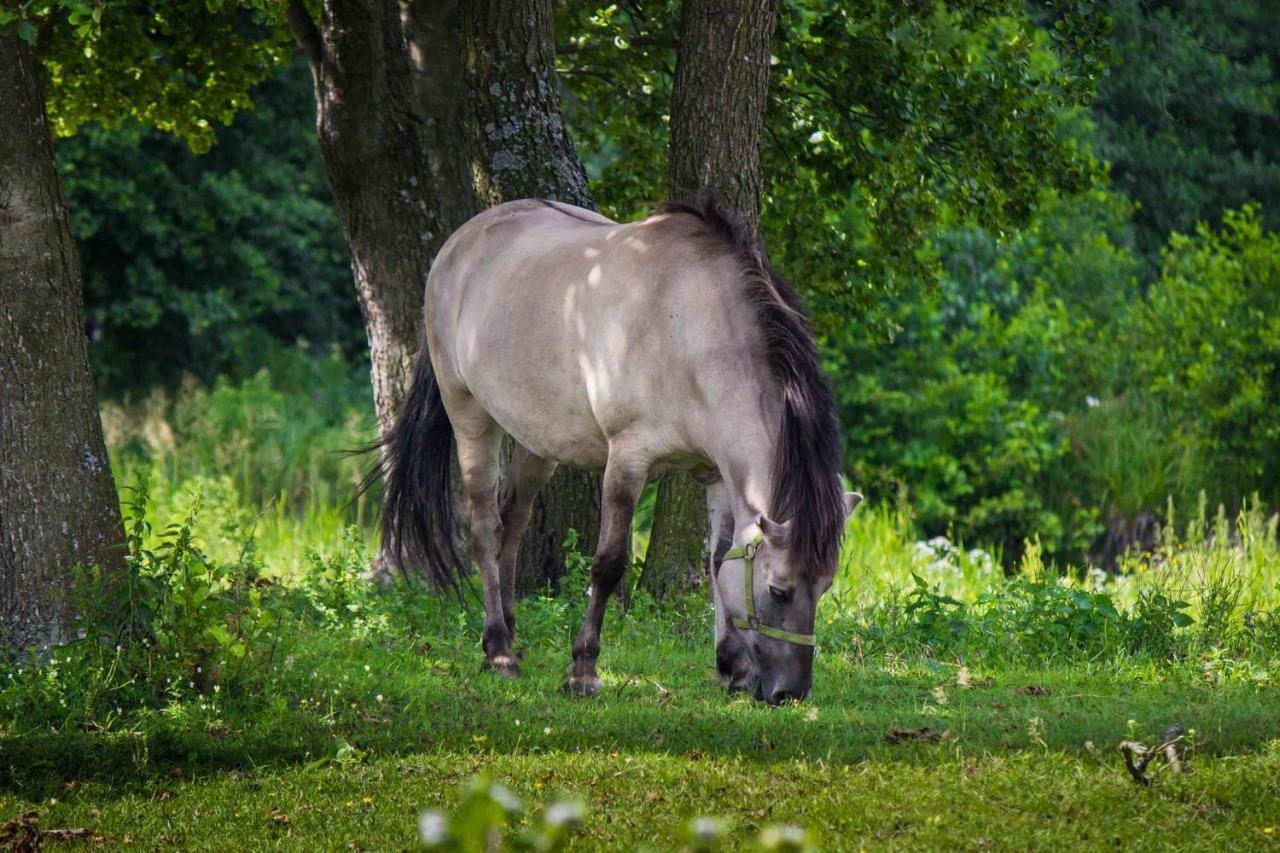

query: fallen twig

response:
[1119,725,1187,786]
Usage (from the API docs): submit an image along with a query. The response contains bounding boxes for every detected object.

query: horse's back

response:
[426,199,750,471]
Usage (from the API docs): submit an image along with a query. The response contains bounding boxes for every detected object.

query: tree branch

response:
[286,0,324,77]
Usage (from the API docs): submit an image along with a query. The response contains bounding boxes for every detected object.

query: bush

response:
[829,192,1136,562]
[1116,206,1280,508]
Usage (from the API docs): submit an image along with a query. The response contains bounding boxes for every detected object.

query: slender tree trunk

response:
[460,0,602,595]
[0,32,124,656]
[666,0,776,228]
[643,0,778,599]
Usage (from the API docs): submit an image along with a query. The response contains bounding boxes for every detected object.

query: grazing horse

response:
[380,190,859,703]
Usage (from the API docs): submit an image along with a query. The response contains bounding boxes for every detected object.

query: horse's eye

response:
[768,583,792,603]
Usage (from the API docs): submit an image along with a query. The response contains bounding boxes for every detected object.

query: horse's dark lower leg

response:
[568,544,628,694]
[706,483,752,691]
[717,632,754,692]
[567,457,646,696]
[496,447,557,646]
[474,490,517,676]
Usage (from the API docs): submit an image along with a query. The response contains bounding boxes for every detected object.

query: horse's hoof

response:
[564,675,602,697]
[483,656,521,679]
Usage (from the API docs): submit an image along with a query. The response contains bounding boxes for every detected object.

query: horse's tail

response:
[376,340,468,591]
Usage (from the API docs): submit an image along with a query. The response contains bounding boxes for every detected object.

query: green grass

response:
[3,602,1279,850]
[4,364,1279,850]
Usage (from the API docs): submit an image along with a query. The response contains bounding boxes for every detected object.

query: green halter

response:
[722,533,816,647]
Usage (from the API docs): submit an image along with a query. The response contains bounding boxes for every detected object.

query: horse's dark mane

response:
[661,189,846,580]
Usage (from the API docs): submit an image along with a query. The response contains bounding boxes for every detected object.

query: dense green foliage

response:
[561,0,1112,327]
[829,191,1138,560]
[11,0,289,151]
[59,62,358,392]
[1087,0,1280,259]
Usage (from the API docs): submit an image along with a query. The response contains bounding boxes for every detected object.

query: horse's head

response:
[716,492,861,704]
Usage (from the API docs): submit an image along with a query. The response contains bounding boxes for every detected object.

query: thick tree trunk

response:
[460,0,602,595]
[288,0,477,431]
[290,0,601,594]
[287,0,479,585]
[0,32,125,655]
[643,0,778,599]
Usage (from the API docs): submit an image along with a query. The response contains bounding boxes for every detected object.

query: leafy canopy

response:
[4,0,290,153]
[559,0,1113,330]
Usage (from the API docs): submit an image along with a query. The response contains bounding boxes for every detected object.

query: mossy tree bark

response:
[0,31,125,656]
[460,0,602,595]
[287,0,479,583]
[643,0,779,600]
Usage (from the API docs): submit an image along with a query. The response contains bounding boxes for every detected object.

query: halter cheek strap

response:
[721,533,816,647]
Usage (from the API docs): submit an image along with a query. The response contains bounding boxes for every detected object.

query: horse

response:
[378,190,859,704]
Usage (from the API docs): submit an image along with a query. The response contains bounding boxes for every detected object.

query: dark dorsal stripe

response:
[661,190,846,581]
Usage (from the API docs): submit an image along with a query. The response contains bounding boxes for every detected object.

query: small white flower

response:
[376,694,383,703]
[545,800,586,827]
[418,810,448,845]
[490,784,522,814]
[543,726,552,735]
[1086,395,1100,408]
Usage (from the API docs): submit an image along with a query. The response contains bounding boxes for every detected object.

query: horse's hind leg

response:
[568,448,648,696]
[451,412,517,676]
[496,444,558,644]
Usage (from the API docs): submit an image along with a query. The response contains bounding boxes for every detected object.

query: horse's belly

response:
[463,362,611,471]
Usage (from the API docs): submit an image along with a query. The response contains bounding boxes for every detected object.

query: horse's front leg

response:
[707,482,753,693]
[567,451,647,696]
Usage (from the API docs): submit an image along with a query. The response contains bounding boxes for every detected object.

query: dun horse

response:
[379,191,859,703]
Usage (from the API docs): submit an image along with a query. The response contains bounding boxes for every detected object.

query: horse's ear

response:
[843,491,863,518]
[757,513,791,549]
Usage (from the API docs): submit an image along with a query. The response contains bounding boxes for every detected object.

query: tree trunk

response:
[0,32,125,656]
[287,0,477,432]
[460,0,602,595]
[290,0,601,594]
[643,0,778,599]
[288,0,481,585]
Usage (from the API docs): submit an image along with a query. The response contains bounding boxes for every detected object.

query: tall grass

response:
[96,356,1280,667]
[100,350,378,576]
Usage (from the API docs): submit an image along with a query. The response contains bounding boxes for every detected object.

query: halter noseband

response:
[721,533,816,647]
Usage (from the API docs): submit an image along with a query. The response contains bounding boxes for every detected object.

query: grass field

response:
[3,592,1279,850]
[3,373,1279,850]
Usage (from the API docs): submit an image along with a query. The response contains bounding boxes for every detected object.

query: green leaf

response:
[16,20,37,45]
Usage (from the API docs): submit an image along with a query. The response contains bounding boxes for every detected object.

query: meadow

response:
[2,368,1278,850]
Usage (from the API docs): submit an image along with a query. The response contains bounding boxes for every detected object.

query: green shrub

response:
[1116,206,1280,508]
[830,192,1136,562]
